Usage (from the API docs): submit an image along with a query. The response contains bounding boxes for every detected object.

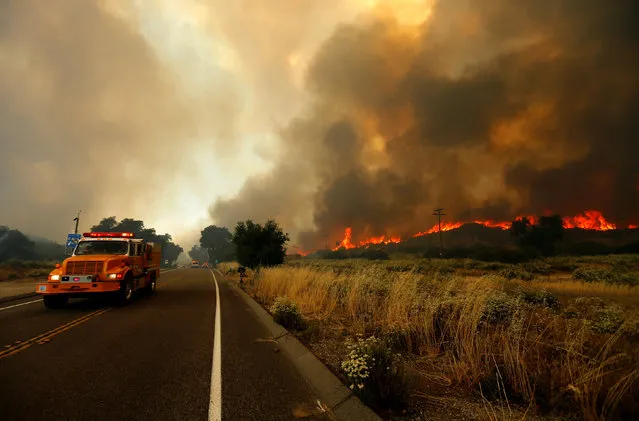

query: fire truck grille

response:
[65,261,104,275]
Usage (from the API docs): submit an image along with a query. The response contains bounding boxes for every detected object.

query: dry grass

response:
[512,279,639,309]
[217,261,239,274]
[241,260,639,420]
[0,260,54,281]
[217,261,256,283]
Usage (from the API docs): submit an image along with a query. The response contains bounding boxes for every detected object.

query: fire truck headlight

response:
[108,273,123,280]
[49,274,60,281]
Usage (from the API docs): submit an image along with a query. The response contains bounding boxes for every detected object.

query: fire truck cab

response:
[36,232,162,309]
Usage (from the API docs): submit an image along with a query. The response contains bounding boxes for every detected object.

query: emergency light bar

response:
[83,232,135,238]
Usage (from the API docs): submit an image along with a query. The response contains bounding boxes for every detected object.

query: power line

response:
[432,208,446,257]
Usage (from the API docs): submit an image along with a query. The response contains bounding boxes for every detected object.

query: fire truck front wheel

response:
[43,295,68,309]
[144,273,157,295]
[115,275,134,306]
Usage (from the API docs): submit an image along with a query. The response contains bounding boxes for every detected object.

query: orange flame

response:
[333,228,401,251]
[328,211,628,252]
[412,221,463,237]
[411,211,617,238]
[359,235,402,247]
[562,210,616,230]
[629,225,638,230]
[333,227,356,250]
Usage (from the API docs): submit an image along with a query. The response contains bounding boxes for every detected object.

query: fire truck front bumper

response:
[36,281,122,297]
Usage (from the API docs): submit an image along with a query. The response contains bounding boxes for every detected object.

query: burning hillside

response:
[332,227,401,250]
[330,210,633,251]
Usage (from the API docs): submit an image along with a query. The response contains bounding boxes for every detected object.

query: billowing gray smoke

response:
[210,0,639,249]
[0,0,237,242]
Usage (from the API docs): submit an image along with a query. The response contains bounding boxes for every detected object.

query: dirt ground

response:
[0,278,39,299]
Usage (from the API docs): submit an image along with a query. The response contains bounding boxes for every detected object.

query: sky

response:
[1,0,637,251]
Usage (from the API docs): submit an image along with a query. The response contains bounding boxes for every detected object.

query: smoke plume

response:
[0,0,238,241]
[211,0,639,249]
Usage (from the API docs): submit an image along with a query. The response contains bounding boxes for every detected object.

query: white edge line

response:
[0,299,43,311]
[208,269,222,421]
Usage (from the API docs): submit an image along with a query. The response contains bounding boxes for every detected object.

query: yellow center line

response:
[0,307,111,360]
[0,269,186,360]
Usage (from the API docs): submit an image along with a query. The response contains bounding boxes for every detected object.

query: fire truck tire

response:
[43,295,68,309]
[144,273,157,296]
[115,275,134,306]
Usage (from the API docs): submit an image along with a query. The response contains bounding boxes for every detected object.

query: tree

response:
[89,217,183,265]
[0,226,36,262]
[32,238,66,261]
[188,245,209,262]
[510,217,532,238]
[116,218,145,234]
[161,242,184,266]
[232,219,290,269]
[200,225,235,263]
[90,217,118,232]
[510,215,565,256]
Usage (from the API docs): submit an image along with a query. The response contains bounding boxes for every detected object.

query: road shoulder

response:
[216,270,381,421]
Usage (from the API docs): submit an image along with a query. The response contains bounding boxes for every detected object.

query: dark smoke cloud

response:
[211,0,639,248]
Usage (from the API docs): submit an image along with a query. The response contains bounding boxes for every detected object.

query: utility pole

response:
[433,208,446,257]
[73,210,81,234]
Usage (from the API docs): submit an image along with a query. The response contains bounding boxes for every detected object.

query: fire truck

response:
[36,232,162,309]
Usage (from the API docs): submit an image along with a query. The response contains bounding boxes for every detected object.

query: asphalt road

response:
[0,268,331,421]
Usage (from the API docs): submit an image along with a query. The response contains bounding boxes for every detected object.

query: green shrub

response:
[562,297,626,334]
[570,297,606,315]
[572,267,639,286]
[270,296,304,330]
[522,260,551,275]
[479,262,510,271]
[592,307,625,334]
[517,288,560,310]
[500,268,534,281]
[435,265,456,276]
[573,267,608,283]
[481,294,517,325]
[548,258,579,273]
[341,335,408,409]
[562,307,580,319]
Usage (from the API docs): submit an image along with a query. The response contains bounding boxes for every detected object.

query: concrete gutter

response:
[223,274,382,421]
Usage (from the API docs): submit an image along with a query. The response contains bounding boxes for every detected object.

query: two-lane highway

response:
[0,269,330,420]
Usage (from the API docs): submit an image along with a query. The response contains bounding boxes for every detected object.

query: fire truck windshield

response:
[75,240,129,256]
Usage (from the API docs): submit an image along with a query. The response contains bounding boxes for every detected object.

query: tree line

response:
[190,220,290,269]
[1,216,292,270]
[90,217,184,266]
[0,226,49,262]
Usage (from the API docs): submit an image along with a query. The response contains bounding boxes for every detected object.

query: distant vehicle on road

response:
[202,262,209,268]
[191,260,200,268]
[36,232,161,309]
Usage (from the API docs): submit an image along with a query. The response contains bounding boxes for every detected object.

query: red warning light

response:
[83,232,135,238]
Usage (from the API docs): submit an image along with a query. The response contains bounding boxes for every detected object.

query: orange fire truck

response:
[36,232,162,309]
